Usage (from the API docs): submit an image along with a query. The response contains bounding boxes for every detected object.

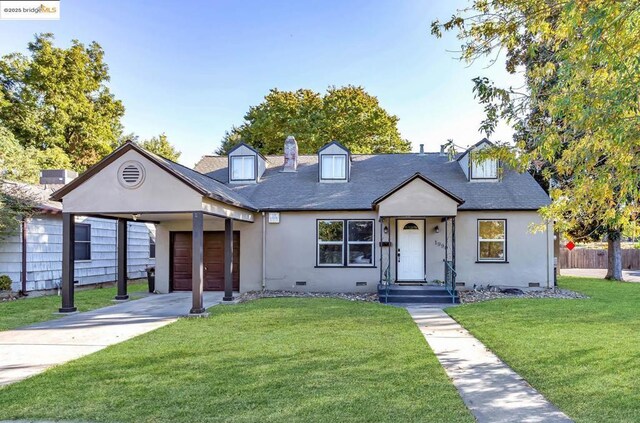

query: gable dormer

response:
[318,140,350,183]
[227,142,266,184]
[457,139,499,181]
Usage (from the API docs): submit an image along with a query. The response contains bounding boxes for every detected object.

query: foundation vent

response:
[295,281,307,286]
[528,282,540,288]
[356,281,367,286]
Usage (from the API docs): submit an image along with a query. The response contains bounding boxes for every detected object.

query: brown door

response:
[171,231,240,291]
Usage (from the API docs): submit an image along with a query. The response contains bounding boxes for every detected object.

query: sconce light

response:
[383,225,389,234]
[434,225,440,233]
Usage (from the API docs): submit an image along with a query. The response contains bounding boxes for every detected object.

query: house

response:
[0,171,155,293]
[50,137,553,313]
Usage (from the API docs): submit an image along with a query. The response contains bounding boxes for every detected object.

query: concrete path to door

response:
[407,307,573,423]
[0,292,224,387]
[561,268,640,282]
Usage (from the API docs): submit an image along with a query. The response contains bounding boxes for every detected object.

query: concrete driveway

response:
[0,292,224,386]
[561,268,640,282]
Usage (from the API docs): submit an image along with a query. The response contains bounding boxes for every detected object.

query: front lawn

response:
[0,298,474,423]
[0,281,148,331]
[448,276,640,423]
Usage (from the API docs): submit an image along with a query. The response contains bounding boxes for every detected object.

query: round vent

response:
[118,161,145,189]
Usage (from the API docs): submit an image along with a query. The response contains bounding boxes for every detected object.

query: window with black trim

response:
[230,156,255,181]
[317,219,375,267]
[75,223,91,261]
[149,237,156,259]
[347,220,374,266]
[477,219,506,261]
[321,154,346,179]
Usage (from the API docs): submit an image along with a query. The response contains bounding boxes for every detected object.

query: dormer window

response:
[471,158,498,179]
[321,155,346,180]
[230,156,256,181]
[318,140,350,183]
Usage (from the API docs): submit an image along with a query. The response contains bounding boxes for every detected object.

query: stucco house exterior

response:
[50,137,553,314]
[0,174,155,293]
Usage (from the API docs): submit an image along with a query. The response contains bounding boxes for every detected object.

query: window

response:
[74,223,91,261]
[318,220,344,266]
[471,158,498,179]
[230,156,255,181]
[149,237,156,259]
[321,155,346,179]
[347,220,374,266]
[477,219,506,261]
[317,219,375,267]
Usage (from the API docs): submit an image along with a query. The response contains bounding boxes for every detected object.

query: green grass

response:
[0,298,473,423]
[448,276,640,423]
[0,281,148,331]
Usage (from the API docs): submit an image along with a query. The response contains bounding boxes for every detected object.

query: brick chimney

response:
[39,169,78,185]
[282,135,298,172]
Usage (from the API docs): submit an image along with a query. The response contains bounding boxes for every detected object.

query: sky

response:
[0,0,521,166]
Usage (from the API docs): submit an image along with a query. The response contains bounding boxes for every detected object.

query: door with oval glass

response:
[397,219,425,281]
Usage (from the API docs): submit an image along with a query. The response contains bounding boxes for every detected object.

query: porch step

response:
[377,284,459,305]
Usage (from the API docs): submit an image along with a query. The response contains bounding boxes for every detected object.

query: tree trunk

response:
[605,229,623,281]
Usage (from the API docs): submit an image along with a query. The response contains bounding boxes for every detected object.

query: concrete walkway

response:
[407,307,573,423]
[0,292,224,386]
[561,268,640,282]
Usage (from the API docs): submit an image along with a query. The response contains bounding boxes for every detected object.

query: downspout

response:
[21,217,28,295]
[261,212,266,290]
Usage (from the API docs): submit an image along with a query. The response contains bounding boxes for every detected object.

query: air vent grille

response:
[118,161,145,189]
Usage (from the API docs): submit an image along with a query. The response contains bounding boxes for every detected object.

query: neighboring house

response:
[0,171,155,293]
[50,137,553,312]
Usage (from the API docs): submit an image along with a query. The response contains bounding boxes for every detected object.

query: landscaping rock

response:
[459,287,588,303]
[238,290,379,303]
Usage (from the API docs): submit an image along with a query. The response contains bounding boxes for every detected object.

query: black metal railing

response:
[444,260,457,303]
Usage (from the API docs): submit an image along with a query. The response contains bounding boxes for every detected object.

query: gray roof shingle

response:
[194,153,550,211]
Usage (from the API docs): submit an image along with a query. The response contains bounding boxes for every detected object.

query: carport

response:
[50,141,256,315]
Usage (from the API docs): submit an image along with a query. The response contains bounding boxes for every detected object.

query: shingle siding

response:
[0,215,155,292]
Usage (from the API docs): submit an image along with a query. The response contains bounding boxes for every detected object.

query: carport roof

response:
[50,141,257,211]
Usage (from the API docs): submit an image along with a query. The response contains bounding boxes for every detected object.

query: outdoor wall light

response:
[383,225,389,234]
[434,225,440,233]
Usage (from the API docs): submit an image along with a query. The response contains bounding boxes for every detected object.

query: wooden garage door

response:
[171,231,240,291]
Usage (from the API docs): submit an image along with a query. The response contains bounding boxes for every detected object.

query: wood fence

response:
[559,249,640,269]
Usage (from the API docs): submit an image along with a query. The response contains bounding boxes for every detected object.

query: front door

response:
[397,219,425,281]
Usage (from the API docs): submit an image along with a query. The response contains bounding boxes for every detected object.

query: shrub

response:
[0,275,12,291]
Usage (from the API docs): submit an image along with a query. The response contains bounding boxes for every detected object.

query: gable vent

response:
[118,161,145,189]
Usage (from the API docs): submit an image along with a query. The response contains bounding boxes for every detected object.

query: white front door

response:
[397,219,425,281]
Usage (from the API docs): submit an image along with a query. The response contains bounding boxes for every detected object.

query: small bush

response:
[0,275,12,291]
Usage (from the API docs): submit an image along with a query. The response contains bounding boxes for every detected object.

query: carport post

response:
[223,218,234,301]
[115,218,129,300]
[190,211,205,314]
[59,213,77,313]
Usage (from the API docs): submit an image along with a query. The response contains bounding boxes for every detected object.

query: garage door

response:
[171,231,240,291]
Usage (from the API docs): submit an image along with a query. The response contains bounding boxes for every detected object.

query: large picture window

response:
[471,158,498,179]
[230,156,255,181]
[477,219,506,262]
[75,223,91,261]
[317,219,375,267]
[347,220,373,266]
[321,155,346,180]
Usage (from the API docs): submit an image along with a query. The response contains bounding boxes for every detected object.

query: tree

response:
[0,33,125,171]
[138,133,181,162]
[217,86,411,154]
[432,1,640,280]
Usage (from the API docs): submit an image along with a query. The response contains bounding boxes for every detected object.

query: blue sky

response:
[0,0,519,166]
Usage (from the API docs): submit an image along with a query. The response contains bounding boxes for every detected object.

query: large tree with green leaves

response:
[0,33,125,171]
[432,0,640,280]
[217,86,411,154]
